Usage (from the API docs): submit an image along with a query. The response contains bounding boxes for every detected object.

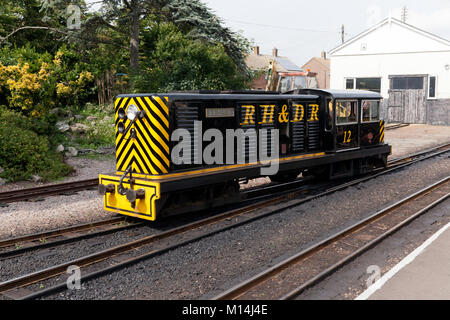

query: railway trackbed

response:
[0,178,98,204]
[0,217,143,259]
[385,123,410,130]
[213,176,450,300]
[0,144,448,300]
[0,141,447,206]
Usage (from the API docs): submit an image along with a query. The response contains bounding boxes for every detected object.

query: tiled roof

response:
[245,53,302,72]
[302,57,330,70]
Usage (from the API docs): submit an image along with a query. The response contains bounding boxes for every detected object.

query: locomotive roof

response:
[117,93,319,101]
[297,89,382,99]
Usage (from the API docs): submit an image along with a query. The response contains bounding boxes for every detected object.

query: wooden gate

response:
[387,82,427,123]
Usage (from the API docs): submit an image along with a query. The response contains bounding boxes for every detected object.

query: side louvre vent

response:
[175,104,199,165]
[239,105,257,162]
[291,105,305,153]
[307,104,320,150]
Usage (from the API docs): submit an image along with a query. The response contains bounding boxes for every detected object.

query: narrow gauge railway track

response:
[0,144,448,300]
[245,142,450,202]
[213,176,450,300]
[1,144,438,260]
[0,140,446,205]
[385,123,410,130]
[0,217,143,259]
[0,178,99,204]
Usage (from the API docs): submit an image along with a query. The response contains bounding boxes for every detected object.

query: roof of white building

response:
[330,17,450,56]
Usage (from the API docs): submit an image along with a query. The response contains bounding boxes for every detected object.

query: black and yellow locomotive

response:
[99,89,391,221]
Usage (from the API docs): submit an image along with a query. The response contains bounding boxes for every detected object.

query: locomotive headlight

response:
[126,104,139,121]
[118,108,126,120]
[117,122,125,134]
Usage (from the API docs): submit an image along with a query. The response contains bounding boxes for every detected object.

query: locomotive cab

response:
[297,89,388,178]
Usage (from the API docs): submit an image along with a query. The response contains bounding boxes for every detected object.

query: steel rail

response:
[0,178,99,204]
[1,143,439,260]
[0,217,143,259]
[1,144,448,300]
[1,141,448,205]
[385,123,410,130]
[213,177,450,300]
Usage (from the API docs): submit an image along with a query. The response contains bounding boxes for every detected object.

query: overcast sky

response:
[201,0,450,66]
[84,0,450,67]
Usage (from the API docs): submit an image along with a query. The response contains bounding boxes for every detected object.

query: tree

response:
[134,22,250,92]
[0,0,65,53]
[38,0,251,77]
[1,0,252,92]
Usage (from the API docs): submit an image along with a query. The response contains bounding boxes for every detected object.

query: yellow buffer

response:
[99,174,161,221]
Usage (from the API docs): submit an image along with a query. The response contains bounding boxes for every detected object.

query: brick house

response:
[245,47,302,90]
[302,51,330,89]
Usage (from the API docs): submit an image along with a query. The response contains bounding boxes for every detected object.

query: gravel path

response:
[41,153,449,300]
[0,189,110,239]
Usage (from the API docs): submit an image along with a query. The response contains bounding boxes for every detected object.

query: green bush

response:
[0,45,96,118]
[0,107,71,182]
[71,104,115,150]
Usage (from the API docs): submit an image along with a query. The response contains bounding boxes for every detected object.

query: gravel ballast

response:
[39,153,449,300]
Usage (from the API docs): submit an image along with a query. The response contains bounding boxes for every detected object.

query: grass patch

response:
[71,103,115,150]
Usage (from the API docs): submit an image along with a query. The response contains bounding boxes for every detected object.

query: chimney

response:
[321,51,327,59]
[272,48,278,57]
[253,46,260,55]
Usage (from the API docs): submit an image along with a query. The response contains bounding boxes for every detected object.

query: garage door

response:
[387,76,427,124]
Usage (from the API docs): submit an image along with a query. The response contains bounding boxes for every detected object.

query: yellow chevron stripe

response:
[115,126,131,157]
[135,127,168,172]
[133,148,159,175]
[153,96,169,115]
[131,148,150,174]
[115,118,130,145]
[136,97,169,156]
[121,149,141,173]
[115,96,170,175]
[143,97,169,129]
[139,116,169,154]
[135,121,169,166]
[115,98,127,117]
[117,138,134,169]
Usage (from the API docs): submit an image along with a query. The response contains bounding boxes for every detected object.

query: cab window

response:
[362,100,380,122]
[336,100,357,124]
[279,77,292,92]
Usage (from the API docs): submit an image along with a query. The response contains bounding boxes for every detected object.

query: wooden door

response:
[387,77,427,124]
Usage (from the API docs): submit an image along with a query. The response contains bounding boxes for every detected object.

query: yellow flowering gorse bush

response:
[0,49,95,117]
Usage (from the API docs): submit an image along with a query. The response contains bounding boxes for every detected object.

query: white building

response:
[330,17,450,125]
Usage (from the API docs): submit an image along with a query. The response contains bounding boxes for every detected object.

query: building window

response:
[362,100,380,122]
[345,78,381,93]
[346,78,355,90]
[391,76,424,90]
[336,100,358,124]
[428,76,437,99]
